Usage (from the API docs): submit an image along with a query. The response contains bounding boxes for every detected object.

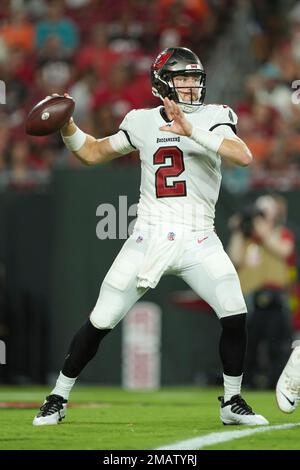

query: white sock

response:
[50,371,77,400]
[223,373,243,402]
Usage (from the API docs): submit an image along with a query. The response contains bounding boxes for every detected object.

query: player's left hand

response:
[159,97,193,137]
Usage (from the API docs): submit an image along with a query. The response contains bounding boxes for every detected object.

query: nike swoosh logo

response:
[282,392,295,406]
[197,236,208,244]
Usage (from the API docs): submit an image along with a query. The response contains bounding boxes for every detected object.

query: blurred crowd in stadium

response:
[0,0,300,191]
[0,0,234,189]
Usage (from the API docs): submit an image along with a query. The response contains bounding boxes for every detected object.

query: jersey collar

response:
[159,106,172,123]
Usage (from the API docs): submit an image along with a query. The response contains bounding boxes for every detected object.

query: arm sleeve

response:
[212,124,239,139]
[108,130,136,155]
[119,110,138,149]
[210,106,239,138]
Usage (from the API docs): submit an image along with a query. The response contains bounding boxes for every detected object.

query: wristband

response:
[61,126,86,152]
[190,125,224,153]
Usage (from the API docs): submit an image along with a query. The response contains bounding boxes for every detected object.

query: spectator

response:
[227,194,294,388]
[75,24,121,80]
[69,68,99,123]
[0,10,34,53]
[35,0,79,55]
[91,61,142,119]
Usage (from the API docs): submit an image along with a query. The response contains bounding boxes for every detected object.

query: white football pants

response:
[90,230,247,329]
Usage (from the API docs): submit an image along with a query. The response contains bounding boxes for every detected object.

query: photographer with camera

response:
[228,195,295,389]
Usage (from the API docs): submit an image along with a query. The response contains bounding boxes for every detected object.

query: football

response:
[25,95,75,136]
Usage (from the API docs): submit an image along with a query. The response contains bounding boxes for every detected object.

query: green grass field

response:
[0,386,299,450]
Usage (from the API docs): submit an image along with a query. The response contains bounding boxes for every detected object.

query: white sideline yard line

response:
[155,422,300,450]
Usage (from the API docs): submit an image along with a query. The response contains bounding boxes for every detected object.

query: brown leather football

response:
[25,95,75,136]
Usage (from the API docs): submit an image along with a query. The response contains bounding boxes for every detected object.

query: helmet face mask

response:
[151,47,206,113]
[170,72,205,109]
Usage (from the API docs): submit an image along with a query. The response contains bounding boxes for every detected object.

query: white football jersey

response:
[119,104,238,234]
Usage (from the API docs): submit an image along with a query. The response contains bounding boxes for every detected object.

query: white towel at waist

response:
[137,230,184,289]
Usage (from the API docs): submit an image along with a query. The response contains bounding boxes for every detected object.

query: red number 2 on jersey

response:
[153,146,187,198]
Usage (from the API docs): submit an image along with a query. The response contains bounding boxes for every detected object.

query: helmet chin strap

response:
[178,102,200,113]
[161,84,202,113]
[175,87,202,113]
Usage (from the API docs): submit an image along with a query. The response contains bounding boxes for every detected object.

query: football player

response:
[276,341,300,413]
[33,47,268,426]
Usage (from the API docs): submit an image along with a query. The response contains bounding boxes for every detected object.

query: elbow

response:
[83,157,96,166]
[236,148,253,167]
[74,144,99,166]
[73,151,95,166]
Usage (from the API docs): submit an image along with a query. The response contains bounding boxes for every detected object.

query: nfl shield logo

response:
[136,235,143,243]
[167,232,175,241]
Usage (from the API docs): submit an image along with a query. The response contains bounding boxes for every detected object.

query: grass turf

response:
[0,386,299,450]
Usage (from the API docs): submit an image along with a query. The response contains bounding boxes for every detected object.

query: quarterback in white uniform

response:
[33,47,268,426]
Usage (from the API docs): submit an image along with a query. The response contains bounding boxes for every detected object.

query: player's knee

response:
[90,287,126,329]
[216,278,247,317]
[90,308,122,329]
[220,297,247,317]
[90,312,115,329]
